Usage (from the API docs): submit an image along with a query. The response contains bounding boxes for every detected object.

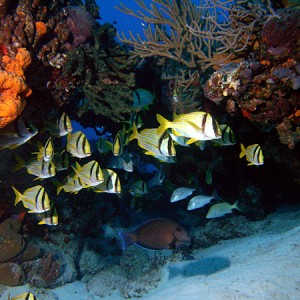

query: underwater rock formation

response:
[0,218,25,263]
[0,218,41,286]
[22,253,61,288]
[204,8,300,148]
[0,262,26,286]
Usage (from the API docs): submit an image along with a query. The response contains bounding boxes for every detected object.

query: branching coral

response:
[117,0,276,70]
[0,47,32,128]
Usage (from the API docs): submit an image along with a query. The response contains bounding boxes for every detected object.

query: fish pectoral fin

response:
[186,138,198,145]
[144,150,156,156]
[169,236,177,250]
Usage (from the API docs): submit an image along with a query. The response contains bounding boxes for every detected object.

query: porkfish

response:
[118,218,190,250]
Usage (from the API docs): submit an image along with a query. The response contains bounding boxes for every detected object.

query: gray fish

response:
[170,187,195,202]
[206,201,240,218]
[187,194,215,210]
[0,118,38,150]
[147,166,165,188]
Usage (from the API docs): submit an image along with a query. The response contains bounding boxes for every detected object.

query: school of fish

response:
[1,91,264,231]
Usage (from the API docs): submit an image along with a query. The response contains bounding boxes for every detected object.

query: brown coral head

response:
[65,6,95,46]
[262,8,300,48]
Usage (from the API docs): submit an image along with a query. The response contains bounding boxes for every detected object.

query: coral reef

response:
[204,7,300,148]
[60,23,137,123]
[0,0,136,126]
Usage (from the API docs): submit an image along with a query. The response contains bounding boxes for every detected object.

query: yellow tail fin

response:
[239,143,246,158]
[156,114,170,135]
[11,186,23,206]
[129,123,138,142]
[12,154,25,172]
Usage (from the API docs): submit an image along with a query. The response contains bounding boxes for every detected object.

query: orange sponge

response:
[0,48,32,128]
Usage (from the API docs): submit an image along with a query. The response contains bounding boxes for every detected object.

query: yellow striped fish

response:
[34,137,54,162]
[129,179,148,196]
[239,143,264,166]
[57,175,84,195]
[53,149,69,171]
[47,112,73,137]
[12,185,51,213]
[213,125,236,146]
[92,169,121,194]
[97,136,112,154]
[129,125,176,158]
[113,131,124,156]
[9,292,38,300]
[73,160,104,187]
[156,112,221,143]
[37,203,58,226]
[66,131,91,158]
[14,154,56,180]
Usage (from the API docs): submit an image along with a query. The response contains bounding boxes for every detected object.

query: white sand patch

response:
[1,206,300,300]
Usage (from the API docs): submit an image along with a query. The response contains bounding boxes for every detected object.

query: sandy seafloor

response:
[2,206,300,300]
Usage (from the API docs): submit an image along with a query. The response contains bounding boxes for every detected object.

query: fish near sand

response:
[119,218,190,250]
[206,201,240,218]
[9,292,38,300]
